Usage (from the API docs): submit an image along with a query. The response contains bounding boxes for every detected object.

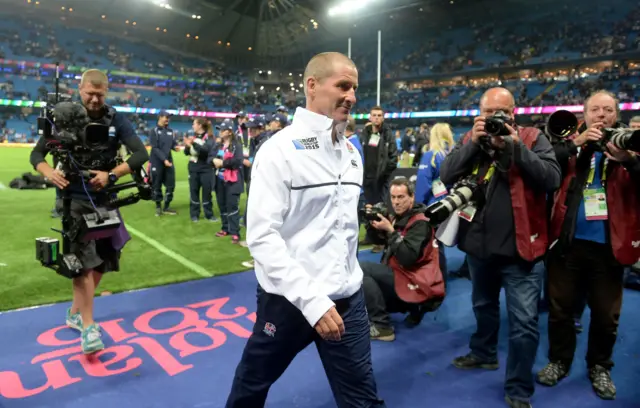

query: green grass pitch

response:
[0,146,368,312]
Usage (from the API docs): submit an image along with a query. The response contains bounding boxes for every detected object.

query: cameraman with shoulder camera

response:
[361,178,444,342]
[440,87,561,408]
[537,91,640,400]
[29,69,148,354]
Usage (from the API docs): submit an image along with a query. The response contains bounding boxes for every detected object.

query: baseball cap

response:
[235,111,247,118]
[276,105,288,113]
[158,110,172,117]
[216,119,234,131]
[270,113,288,128]
[245,116,266,128]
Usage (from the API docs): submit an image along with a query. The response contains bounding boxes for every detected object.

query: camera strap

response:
[471,162,495,184]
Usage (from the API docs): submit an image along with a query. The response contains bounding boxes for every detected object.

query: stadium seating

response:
[0,2,639,143]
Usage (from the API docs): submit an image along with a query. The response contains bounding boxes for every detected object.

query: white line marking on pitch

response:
[125,223,212,278]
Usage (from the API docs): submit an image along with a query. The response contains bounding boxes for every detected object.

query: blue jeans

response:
[467,255,542,402]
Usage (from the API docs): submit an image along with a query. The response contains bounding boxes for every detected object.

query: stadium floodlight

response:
[328,0,378,17]
[151,0,172,9]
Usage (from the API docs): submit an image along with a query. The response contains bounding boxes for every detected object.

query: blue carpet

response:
[1,247,639,408]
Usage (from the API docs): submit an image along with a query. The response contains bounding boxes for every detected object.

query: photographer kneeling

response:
[30,69,149,354]
[361,177,444,342]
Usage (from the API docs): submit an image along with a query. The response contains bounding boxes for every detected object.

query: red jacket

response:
[388,213,445,305]
[550,154,640,265]
[461,128,548,261]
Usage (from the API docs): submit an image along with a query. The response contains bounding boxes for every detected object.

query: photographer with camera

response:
[536,90,640,400]
[30,69,148,354]
[361,178,444,342]
[440,87,561,408]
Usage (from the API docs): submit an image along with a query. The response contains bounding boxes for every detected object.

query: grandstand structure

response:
[1,3,640,408]
[0,0,638,142]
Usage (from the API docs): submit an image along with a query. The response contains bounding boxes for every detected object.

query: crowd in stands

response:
[371,1,640,80]
[0,1,639,142]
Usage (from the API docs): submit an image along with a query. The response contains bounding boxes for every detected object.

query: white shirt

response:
[247,107,364,327]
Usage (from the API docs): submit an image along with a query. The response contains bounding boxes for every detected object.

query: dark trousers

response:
[362,262,411,329]
[244,180,250,226]
[189,170,214,220]
[467,255,541,401]
[547,239,624,370]
[363,179,390,206]
[151,162,175,207]
[226,287,386,408]
[215,181,240,236]
[438,242,447,277]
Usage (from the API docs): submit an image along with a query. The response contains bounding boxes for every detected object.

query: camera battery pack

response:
[36,237,60,266]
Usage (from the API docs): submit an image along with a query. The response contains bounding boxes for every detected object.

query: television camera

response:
[543,109,640,153]
[34,63,152,279]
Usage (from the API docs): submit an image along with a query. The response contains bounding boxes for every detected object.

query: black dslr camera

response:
[484,111,514,137]
[543,109,640,153]
[595,127,640,153]
[360,202,389,222]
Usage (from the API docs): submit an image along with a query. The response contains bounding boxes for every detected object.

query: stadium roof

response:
[3,0,548,68]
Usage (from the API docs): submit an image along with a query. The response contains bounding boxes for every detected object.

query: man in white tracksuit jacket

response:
[225,52,386,408]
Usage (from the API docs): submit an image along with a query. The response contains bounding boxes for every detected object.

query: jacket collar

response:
[292,107,347,143]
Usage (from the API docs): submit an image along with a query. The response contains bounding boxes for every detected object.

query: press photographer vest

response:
[461,127,548,262]
[550,154,640,265]
[388,213,445,306]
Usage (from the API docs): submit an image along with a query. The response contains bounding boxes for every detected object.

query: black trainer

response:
[536,361,569,386]
[369,324,395,342]
[452,353,499,370]
[588,365,616,400]
[505,395,532,408]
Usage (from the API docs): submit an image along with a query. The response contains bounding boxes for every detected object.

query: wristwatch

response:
[108,172,118,185]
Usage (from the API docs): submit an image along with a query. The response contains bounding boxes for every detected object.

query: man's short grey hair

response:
[630,116,640,124]
[303,52,356,97]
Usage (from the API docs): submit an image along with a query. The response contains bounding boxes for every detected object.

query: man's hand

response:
[314,306,345,341]
[164,160,172,167]
[371,213,394,233]
[88,170,109,191]
[45,168,69,190]
[605,143,636,162]
[213,158,223,169]
[471,116,488,144]
[573,122,604,147]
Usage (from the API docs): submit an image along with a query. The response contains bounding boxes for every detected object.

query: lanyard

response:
[586,153,608,185]
[472,162,495,182]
